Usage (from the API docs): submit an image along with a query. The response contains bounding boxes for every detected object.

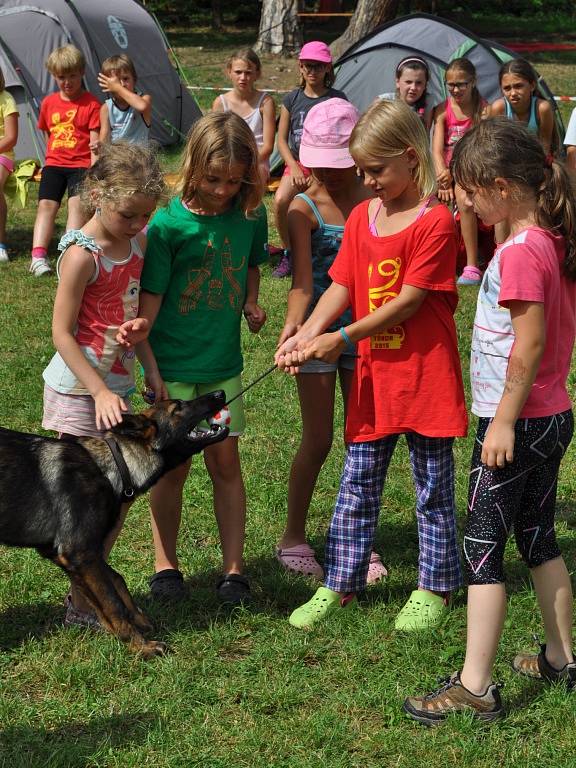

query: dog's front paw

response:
[139,639,169,659]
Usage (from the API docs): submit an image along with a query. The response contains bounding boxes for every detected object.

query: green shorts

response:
[165,375,245,435]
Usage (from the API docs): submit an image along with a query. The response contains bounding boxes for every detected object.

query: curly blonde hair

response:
[80,141,167,214]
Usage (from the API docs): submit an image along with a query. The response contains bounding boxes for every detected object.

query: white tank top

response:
[219,92,266,149]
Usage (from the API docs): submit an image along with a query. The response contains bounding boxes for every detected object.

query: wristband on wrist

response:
[339,326,355,352]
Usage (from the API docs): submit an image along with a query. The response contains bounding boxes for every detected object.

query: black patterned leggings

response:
[464,410,573,585]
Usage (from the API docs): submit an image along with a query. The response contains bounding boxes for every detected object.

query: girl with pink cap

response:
[275,97,386,584]
[272,41,347,278]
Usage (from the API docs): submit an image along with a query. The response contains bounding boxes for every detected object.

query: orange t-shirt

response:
[38,91,100,168]
[329,201,468,442]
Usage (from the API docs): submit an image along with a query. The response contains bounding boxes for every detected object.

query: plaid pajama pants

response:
[324,433,463,594]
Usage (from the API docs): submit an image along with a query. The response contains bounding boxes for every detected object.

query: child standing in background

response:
[277,100,467,631]
[133,112,268,606]
[98,54,152,146]
[432,58,487,286]
[30,45,100,277]
[404,119,576,724]
[379,57,434,131]
[42,142,166,627]
[212,48,275,190]
[273,41,347,278]
[275,97,385,582]
[0,65,19,262]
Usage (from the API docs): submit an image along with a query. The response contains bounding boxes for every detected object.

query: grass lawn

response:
[2,14,576,768]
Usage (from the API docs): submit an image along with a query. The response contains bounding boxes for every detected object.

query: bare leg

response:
[32,199,61,250]
[280,369,352,548]
[273,175,298,250]
[203,437,245,574]
[460,583,507,694]
[531,556,574,668]
[149,458,192,572]
[455,184,479,270]
[0,166,9,244]
[66,194,87,232]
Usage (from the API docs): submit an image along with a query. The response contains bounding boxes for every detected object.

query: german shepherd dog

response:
[0,391,228,658]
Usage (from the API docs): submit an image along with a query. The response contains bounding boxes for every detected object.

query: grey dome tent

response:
[333,13,564,142]
[0,0,202,161]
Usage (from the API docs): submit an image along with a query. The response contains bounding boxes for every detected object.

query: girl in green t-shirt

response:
[133,112,268,606]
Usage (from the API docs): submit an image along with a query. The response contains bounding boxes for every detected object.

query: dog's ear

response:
[111,413,156,441]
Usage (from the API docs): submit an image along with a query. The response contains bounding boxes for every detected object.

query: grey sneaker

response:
[0,245,9,263]
[403,671,504,725]
[29,257,52,276]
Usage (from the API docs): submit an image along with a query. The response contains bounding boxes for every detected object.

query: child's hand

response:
[437,187,454,203]
[143,371,169,404]
[98,72,121,95]
[481,420,515,468]
[243,302,266,333]
[302,331,344,364]
[116,318,150,348]
[94,389,128,430]
[276,347,306,376]
[277,321,300,348]
[291,170,311,192]
[89,138,101,154]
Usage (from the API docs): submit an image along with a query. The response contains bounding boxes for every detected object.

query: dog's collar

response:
[104,437,135,501]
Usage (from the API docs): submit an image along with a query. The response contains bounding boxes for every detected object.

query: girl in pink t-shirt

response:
[405,119,576,724]
[276,100,467,632]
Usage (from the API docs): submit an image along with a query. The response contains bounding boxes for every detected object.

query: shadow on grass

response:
[0,712,158,767]
[0,507,574,651]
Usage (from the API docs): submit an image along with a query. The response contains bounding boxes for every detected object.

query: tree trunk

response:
[330,0,401,61]
[254,0,302,56]
[211,0,224,30]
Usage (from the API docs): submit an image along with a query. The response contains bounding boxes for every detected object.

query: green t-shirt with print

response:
[142,197,269,382]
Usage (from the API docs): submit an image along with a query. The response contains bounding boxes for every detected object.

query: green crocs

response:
[289,586,357,629]
[394,589,448,631]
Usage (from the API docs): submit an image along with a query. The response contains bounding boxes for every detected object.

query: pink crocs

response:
[275,543,324,580]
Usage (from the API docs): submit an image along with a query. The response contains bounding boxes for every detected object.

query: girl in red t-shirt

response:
[276,99,468,631]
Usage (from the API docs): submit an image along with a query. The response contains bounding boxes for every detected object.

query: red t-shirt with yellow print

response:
[38,91,100,167]
[329,200,468,442]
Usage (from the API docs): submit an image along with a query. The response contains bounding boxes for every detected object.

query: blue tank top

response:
[296,193,352,332]
[106,96,150,144]
[504,94,539,134]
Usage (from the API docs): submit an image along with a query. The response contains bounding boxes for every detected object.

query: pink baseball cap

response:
[299,98,360,169]
[298,41,332,64]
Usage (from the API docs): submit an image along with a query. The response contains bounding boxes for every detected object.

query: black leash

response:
[225,363,278,406]
[104,437,135,501]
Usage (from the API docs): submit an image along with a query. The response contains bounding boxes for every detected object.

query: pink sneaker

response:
[457,265,482,286]
[272,252,291,278]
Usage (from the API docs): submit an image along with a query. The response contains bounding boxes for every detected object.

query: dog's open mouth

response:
[187,423,227,441]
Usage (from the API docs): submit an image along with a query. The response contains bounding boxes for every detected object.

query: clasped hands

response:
[275,330,345,374]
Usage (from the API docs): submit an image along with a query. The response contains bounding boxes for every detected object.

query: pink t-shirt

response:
[470,226,576,418]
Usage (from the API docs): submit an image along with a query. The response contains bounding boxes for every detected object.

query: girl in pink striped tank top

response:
[42,142,166,629]
[432,58,488,286]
